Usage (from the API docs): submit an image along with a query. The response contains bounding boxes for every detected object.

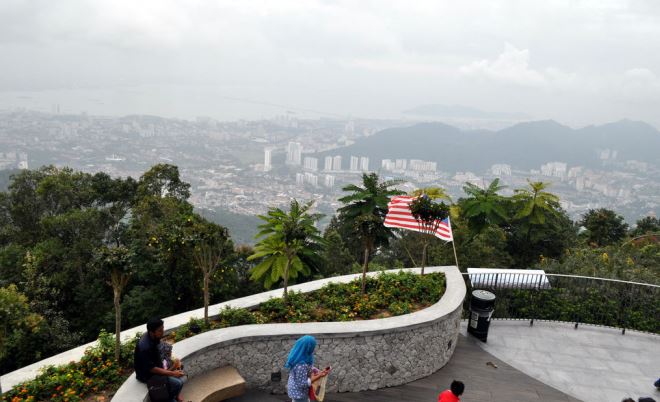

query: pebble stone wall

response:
[184,308,462,394]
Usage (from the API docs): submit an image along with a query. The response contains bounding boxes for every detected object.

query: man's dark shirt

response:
[134,332,163,382]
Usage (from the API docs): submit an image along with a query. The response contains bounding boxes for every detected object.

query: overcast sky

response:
[1,0,660,126]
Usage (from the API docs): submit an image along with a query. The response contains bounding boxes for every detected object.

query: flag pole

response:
[446,217,460,269]
[451,239,460,270]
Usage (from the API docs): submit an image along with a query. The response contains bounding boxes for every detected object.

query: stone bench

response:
[183,366,246,402]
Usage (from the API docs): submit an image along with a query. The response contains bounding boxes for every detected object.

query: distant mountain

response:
[403,104,529,120]
[315,120,660,172]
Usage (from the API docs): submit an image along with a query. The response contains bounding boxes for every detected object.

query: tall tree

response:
[580,208,629,246]
[338,173,404,294]
[460,179,508,234]
[187,220,233,324]
[630,216,660,237]
[248,200,323,302]
[137,164,190,201]
[95,245,132,362]
[409,195,450,275]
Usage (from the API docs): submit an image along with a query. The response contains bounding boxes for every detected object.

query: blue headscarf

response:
[284,335,316,369]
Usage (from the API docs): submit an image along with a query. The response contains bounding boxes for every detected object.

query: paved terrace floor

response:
[226,333,581,402]
[225,321,660,402]
[473,320,660,402]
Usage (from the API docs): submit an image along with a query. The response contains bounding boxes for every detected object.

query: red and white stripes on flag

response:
[384,195,454,242]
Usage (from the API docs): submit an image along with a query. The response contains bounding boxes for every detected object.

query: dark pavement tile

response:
[226,335,582,402]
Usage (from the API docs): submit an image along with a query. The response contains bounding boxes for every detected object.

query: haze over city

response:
[1,0,660,126]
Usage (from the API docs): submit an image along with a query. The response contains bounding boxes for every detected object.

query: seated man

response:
[134,317,186,402]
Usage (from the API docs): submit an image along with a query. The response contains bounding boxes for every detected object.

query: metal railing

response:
[462,272,660,334]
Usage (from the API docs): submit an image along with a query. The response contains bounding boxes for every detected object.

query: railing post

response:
[574,277,582,330]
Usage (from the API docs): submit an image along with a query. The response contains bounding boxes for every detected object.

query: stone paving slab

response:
[226,334,581,402]
[471,320,660,402]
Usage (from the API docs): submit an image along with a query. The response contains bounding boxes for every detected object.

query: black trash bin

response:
[467,289,496,342]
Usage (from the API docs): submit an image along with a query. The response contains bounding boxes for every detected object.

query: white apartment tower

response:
[263,148,272,172]
[286,142,302,165]
[324,175,335,188]
[359,156,369,171]
[350,156,359,172]
[332,155,342,171]
[303,157,318,171]
[324,156,333,171]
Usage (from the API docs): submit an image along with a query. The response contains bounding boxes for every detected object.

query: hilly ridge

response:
[316,120,660,172]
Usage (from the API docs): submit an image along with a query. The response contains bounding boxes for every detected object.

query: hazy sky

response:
[1,0,660,126]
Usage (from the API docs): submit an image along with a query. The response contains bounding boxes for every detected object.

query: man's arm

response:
[150,366,185,377]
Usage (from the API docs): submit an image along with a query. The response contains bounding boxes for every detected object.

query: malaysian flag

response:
[384,195,453,242]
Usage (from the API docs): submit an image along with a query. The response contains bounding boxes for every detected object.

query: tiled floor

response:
[474,320,660,402]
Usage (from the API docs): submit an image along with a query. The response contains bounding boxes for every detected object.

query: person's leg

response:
[167,376,184,402]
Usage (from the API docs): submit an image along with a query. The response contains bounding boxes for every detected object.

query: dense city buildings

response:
[0,110,658,226]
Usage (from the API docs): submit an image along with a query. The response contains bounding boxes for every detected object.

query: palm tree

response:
[338,173,404,294]
[461,179,508,233]
[248,200,323,302]
[513,180,560,238]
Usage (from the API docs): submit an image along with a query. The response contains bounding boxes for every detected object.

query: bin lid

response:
[472,289,496,301]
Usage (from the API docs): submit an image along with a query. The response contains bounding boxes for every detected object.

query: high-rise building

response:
[324,175,335,188]
[324,156,333,171]
[490,164,511,176]
[409,159,437,172]
[395,159,407,170]
[296,173,305,185]
[381,159,395,171]
[360,156,369,171]
[350,156,359,171]
[332,155,342,171]
[304,157,318,171]
[540,162,567,179]
[304,172,318,187]
[286,142,302,165]
[263,148,272,172]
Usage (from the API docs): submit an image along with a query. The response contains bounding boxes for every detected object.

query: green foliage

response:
[0,330,138,402]
[338,173,404,292]
[460,179,508,233]
[631,216,660,237]
[0,285,47,373]
[249,200,324,295]
[513,180,560,226]
[217,306,257,327]
[173,317,212,342]
[0,165,244,373]
[482,285,659,334]
[136,163,190,201]
[580,208,629,246]
[409,195,450,227]
[539,244,660,284]
[319,229,356,277]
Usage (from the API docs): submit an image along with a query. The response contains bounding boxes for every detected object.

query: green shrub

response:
[218,306,257,327]
[388,301,411,316]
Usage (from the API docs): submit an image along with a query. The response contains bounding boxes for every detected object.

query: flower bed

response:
[2,271,445,402]
[1,331,138,402]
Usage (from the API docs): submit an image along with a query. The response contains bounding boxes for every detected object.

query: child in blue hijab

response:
[285,335,329,402]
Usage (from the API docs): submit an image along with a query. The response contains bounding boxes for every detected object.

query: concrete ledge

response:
[111,266,465,401]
